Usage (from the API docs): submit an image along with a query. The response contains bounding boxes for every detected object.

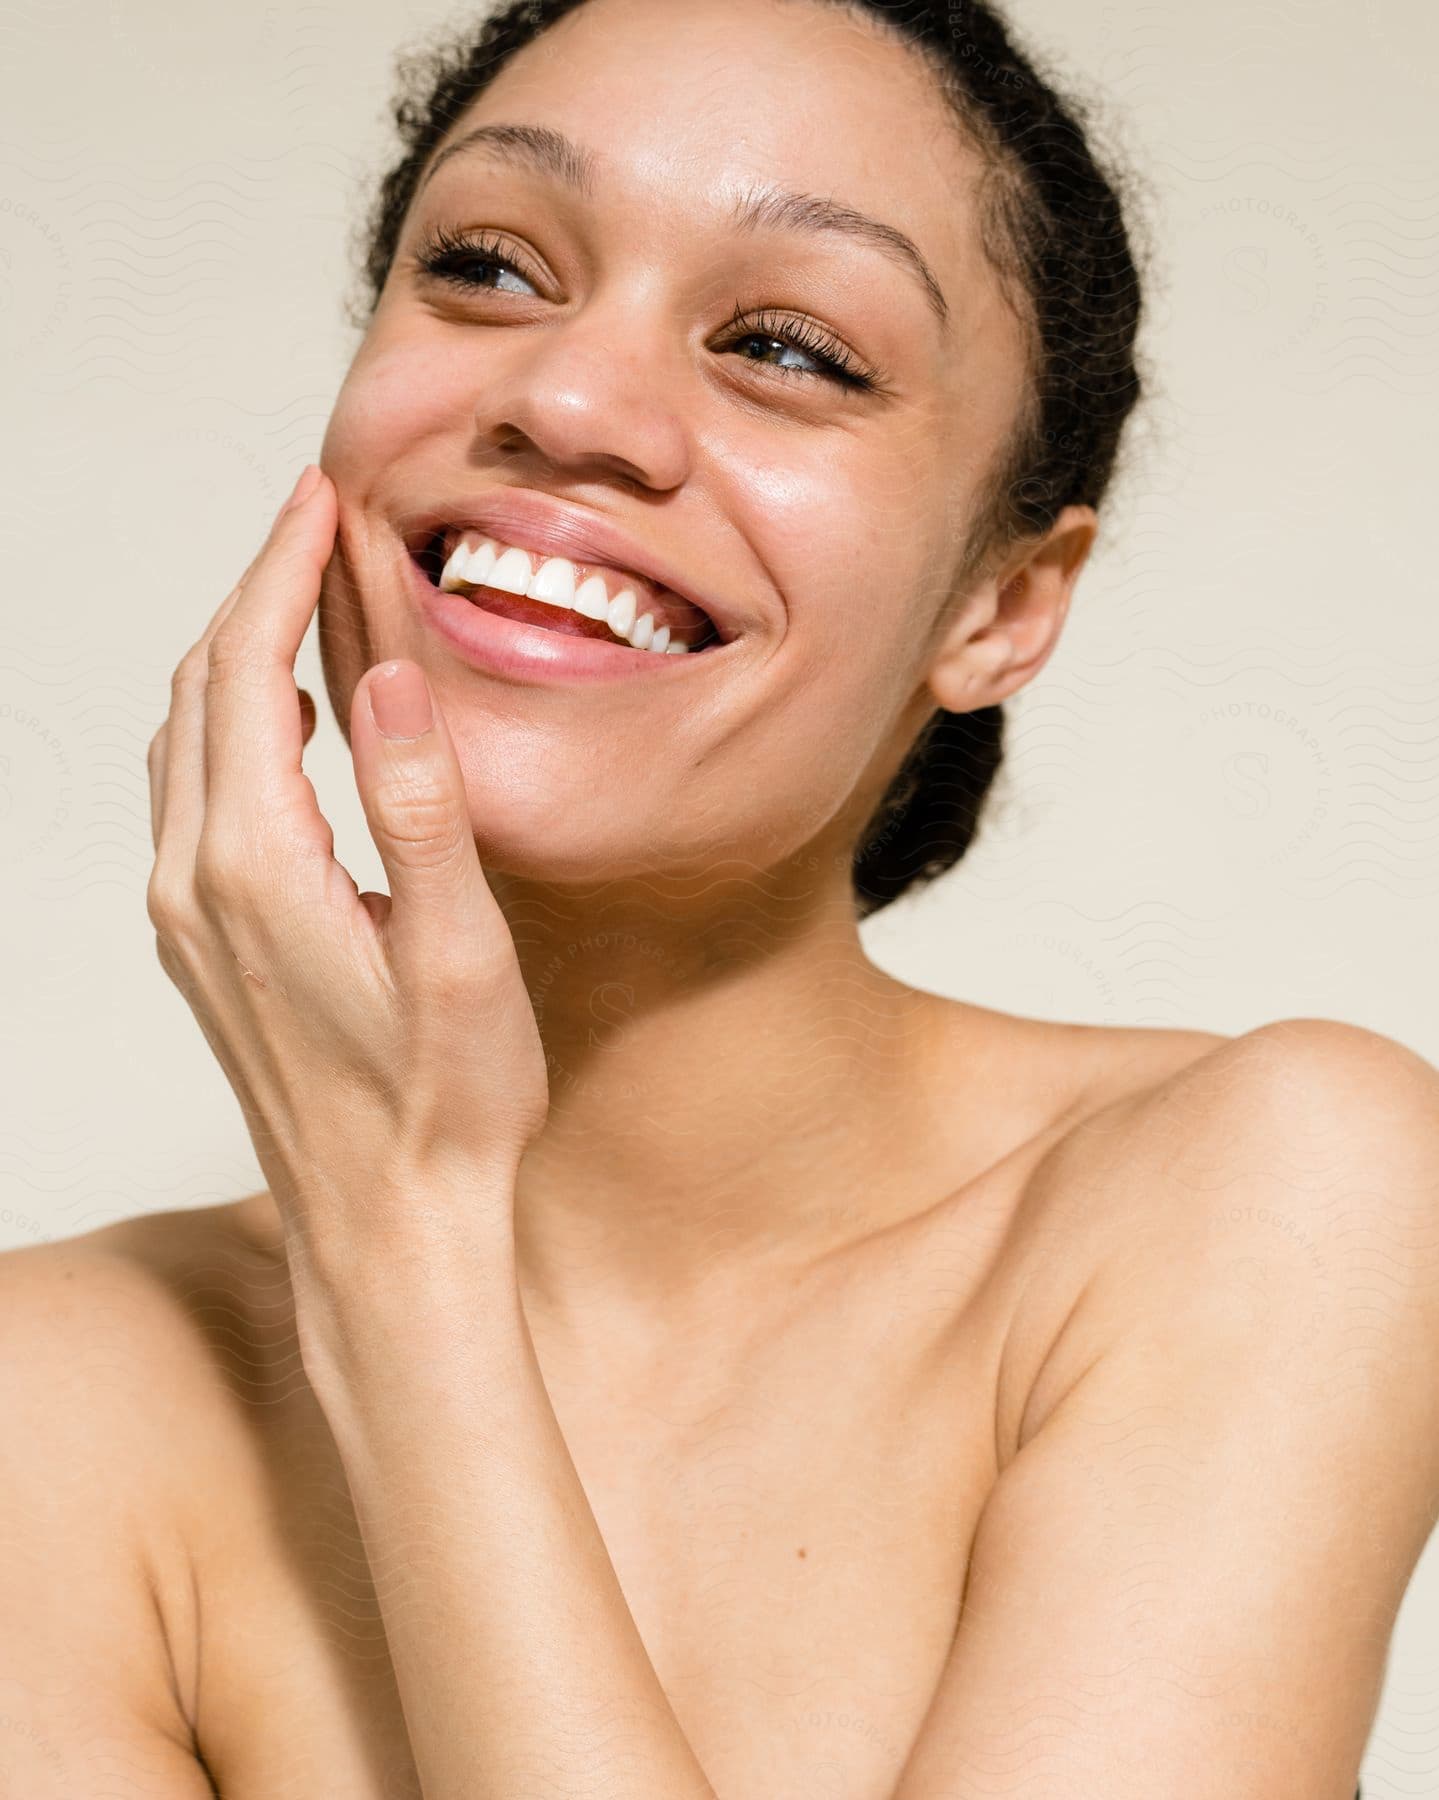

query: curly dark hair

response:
[344,0,1151,920]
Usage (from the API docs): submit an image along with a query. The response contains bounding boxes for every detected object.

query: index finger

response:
[180,469,318,666]
[203,466,338,811]
[150,473,327,851]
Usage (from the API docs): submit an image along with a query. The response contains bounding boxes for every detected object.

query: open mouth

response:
[412,529,722,657]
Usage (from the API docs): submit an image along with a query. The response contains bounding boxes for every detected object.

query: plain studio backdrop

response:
[1,0,1436,1787]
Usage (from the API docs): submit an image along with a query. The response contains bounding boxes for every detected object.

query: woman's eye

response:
[731,332,830,379]
[717,307,874,392]
[413,227,539,296]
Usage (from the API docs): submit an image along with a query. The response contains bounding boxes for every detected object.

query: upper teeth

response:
[438,531,692,654]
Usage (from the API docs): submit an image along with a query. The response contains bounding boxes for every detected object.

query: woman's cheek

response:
[317,374,382,489]
[322,330,452,469]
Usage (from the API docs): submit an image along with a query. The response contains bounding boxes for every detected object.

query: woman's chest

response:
[189,1263,1010,1800]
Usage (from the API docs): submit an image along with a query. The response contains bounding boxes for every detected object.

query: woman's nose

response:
[471,290,693,493]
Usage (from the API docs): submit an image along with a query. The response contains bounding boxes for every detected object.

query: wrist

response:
[288,1214,528,1410]
[285,1168,521,1318]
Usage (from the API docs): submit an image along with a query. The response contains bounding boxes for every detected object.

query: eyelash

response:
[410,223,878,393]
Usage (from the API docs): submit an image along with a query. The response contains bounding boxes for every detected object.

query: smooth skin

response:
[4,0,1439,1794]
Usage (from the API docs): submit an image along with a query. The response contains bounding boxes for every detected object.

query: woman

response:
[3,0,1434,1793]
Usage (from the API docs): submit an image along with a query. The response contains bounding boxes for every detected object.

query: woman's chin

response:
[467,825,745,898]
[465,825,672,890]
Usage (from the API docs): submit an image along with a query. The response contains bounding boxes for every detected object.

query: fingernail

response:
[277,463,322,521]
[369,661,432,739]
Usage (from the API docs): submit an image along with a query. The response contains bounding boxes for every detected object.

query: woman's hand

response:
[144,464,550,1277]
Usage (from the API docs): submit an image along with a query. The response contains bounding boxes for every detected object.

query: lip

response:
[397,487,739,646]
[406,552,737,686]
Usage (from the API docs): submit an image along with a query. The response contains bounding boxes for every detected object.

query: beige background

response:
[2,0,1436,1787]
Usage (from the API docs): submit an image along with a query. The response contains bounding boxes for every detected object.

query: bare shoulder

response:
[1055,1013,1439,1226]
[0,1200,273,1795]
[1014,1015,1439,1450]
[897,1021,1439,1793]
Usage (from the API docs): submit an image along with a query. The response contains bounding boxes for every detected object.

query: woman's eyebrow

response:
[417,121,951,333]
[419,122,599,203]
[729,186,950,331]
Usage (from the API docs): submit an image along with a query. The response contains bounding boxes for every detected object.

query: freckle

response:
[797,1547,807,1559]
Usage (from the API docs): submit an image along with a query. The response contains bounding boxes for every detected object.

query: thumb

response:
[350,660,505,982]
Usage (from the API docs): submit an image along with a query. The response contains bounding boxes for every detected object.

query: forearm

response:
[290,1216,719,1800]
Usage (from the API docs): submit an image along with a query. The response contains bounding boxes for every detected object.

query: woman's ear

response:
[927,504,1098,712]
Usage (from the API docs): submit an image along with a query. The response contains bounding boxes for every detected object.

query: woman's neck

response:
[495,869,964,1336]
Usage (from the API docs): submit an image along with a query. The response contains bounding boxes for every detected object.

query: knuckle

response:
[415,945,481,998]
[171,645,208,703]
[373,780,465,862]
[145,883,173,935]
[192,827,256,895]
[145,869,192,937]
[206,621,262,681]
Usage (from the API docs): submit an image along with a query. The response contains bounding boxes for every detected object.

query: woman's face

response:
[317,0,1036,892]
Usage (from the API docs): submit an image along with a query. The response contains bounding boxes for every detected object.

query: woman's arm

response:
[141,469,716,1796]
[291,1206,719,1800]
[889,1020,1439,1800]
[0,1241,232,1798]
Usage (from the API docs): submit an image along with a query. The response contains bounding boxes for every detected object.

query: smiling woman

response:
[2,0,1435,1797]
[337,0,1146,917]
